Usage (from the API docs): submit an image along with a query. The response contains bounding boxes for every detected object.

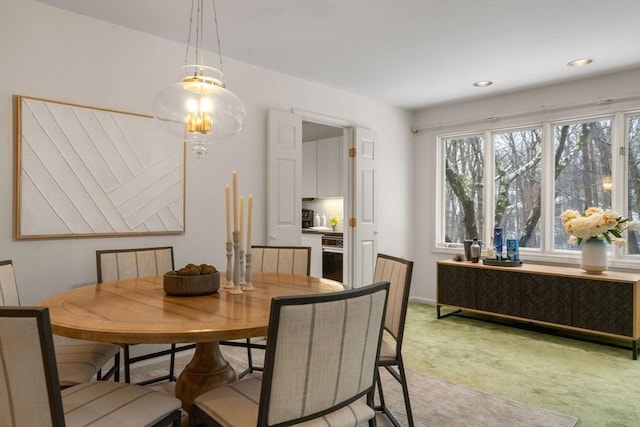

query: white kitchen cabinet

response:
[317,137,343,197]
[302,141,317,198]
[302,137,343,198]
[301,233,323,277]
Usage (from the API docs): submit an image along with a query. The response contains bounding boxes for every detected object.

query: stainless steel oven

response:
[322,234,343,283]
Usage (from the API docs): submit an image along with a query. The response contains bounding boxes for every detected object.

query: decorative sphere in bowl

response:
[163,271,220,296]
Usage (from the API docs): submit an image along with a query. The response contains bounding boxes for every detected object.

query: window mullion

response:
[541,121,555,253]
[484,130,495,247]
[612,112,625,259]
[612,112,625,217]
[435,135,445,246]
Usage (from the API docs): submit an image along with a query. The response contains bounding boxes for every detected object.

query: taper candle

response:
[225,184,231,242]
[239,196,244,252]
[247,194,253,250]
[232,170,238,231]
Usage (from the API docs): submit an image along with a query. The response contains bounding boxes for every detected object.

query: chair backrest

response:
[96,246,174,283]
[0,306,65,426]
[257,281,389,426]
[373,253,414,348]
[0,260,20,306]
[251,246,311,275]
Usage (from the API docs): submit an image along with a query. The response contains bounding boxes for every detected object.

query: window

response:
[627,114,640,255]
[443,135,484,243]
[553,118,612,249]
[437,109,640,264]
[493,128,542,248]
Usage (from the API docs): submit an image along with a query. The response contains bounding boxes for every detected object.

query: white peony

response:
[612,237,626,248]
[627,220,640,231]
[561,207,634,246]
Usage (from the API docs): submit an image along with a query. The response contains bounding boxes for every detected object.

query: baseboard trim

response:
[409,296,434,305]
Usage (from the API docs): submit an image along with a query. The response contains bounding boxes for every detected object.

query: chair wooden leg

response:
[246,338,254,373]
[114,352,120,382]
[97,353,121,382]
[235,338,256,379]
[376,362,414,427]
[169,343,177,381]
[190,404,221,427]
[124,344,132,383]
[375,373,387,412]
[150,409,182,427]
[367,389,378,427]
[396,358,414,427]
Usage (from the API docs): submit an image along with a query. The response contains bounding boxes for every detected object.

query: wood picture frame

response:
[14,95,185,239]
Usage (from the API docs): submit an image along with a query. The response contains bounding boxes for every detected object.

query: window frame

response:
[434,106,640,270]
[549,114,615,251]
[491,124,544,250]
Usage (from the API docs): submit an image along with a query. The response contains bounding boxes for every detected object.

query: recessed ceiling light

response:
[567,58,593,67]
[473,80,493,87]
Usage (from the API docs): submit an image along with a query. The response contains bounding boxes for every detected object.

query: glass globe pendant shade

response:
[153,65,246,145]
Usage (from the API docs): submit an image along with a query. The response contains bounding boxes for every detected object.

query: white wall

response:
[411,68,640,304]
[0,1,414,304]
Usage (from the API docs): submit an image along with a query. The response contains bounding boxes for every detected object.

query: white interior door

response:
[267,110,375,285]
[349,127,377,288]
[267,109,303,246]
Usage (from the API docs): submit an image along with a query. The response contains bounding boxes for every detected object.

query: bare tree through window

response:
[554,119,612,249]
[444,135,484,243]
[440,113,639,260]
[494,128,542,248]
[627,114,640,255]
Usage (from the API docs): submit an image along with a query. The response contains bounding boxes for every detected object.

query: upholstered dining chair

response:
[220,245,312,378]
[372,253,415,427]
[189,281,390,427]
[96,246,195,384]
[250,245,312,275]
[0,259,120,387]
[0,306,182,427]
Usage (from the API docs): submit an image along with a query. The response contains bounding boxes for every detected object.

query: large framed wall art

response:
[14,95,185,239]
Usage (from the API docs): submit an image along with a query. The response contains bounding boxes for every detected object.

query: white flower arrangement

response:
[561,207,640,247]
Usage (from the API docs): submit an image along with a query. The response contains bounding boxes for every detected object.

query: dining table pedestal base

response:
[175,342,237,409]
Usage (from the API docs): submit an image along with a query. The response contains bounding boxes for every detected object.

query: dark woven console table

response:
[436,259,640,359]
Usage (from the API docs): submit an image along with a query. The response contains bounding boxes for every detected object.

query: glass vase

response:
[581,237,608,274]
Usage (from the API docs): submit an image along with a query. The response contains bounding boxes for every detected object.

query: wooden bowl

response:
[163,271,220,296]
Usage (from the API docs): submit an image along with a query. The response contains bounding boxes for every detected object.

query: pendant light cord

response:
[197,0,203,66]
[212,0,224,75]
[184,0,224,77]
[184,0,195,67]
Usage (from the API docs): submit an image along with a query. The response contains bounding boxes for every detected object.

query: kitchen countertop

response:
[302,228,343,236]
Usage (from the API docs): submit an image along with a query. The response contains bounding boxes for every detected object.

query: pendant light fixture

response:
[153,0,245,159]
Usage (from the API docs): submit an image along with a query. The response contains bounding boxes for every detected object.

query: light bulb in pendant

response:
[153,65,245,145]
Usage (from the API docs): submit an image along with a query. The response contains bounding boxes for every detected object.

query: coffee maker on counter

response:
[302,209,314,229]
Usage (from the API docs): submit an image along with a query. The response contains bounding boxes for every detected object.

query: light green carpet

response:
[404,303,640,427]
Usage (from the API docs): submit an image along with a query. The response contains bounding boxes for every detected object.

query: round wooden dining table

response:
[39,272,344,408]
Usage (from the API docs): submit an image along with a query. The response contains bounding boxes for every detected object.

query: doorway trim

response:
[294,109,354,287]
[292,108,356,128]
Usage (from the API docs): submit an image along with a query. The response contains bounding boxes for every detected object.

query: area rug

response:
[135,346,578,427]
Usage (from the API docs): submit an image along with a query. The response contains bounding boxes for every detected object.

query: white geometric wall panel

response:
[16,96,184,238]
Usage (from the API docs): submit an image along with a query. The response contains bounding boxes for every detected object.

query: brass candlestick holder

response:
[242,251,254,291]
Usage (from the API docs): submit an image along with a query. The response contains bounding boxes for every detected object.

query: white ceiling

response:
[36,0,640,111]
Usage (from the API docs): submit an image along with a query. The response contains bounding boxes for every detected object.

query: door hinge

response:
[349,147,356,158]
[349,217,356,227]
[620,146,626,156]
